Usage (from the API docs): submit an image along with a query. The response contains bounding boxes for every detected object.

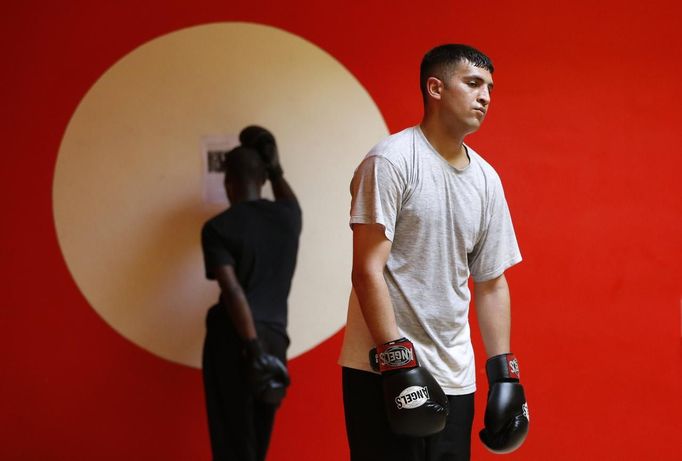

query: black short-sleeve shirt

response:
[201,199,302,330]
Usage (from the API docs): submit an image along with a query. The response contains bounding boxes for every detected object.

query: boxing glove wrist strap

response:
[370,338,419,373]
[486,353,521,383]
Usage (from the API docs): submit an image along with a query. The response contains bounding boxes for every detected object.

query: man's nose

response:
[478,87,491,106]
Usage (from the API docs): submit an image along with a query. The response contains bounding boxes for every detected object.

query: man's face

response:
[437,60,494,134]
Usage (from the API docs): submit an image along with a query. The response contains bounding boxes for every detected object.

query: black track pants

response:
[342,367,474,461]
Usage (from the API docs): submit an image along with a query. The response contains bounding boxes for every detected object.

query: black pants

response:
[342,367,474,461]
[202,305,288,461]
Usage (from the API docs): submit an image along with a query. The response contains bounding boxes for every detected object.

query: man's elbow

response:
[351,267,382,292]
[351,268,365,291]
[474,273,508,294]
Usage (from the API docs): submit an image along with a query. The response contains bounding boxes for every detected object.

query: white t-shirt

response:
[338,126,522,394]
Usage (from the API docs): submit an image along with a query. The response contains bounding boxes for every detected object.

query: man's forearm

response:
[221,289,257,341]
[352,270,400,345]
[215,265,257,340]
[474,274,512,357]
[270,175,298,203]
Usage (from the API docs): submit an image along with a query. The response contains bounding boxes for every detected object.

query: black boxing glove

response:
[370,338,449,437]
[479,353,529,453]
[244,338,290,405]
[239,125,283,180]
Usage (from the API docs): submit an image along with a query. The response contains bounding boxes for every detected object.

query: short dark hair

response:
[223,146,266,184]
[420,44,494,103]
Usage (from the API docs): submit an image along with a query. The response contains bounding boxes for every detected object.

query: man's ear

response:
[426,76,443,101]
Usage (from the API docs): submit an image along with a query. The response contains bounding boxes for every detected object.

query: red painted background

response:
[2,1,681,460]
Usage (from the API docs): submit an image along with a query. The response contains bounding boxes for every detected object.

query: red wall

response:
[2,1,681,460]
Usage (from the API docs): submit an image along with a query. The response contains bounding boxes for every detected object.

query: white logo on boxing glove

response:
[380,345,413,368]
[395,386,430,409]
[522,402,530,421]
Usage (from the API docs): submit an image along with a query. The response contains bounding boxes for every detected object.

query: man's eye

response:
[467,81,478,87]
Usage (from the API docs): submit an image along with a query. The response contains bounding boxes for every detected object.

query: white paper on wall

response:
[201,133,239,204]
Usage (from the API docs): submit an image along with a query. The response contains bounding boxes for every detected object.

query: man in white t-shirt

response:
[339,44,529,460]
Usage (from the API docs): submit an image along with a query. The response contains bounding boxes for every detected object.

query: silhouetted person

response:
[201,127,301,461]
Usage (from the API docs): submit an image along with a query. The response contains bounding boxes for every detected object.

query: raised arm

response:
[351,223,400,345]
[269,173,298,203]
[239,125,298,204]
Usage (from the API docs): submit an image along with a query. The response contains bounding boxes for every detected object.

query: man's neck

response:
[420,116,469,169]
[229,184,262,205]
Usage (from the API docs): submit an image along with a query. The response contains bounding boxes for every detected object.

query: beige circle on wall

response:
[53,22,388,368]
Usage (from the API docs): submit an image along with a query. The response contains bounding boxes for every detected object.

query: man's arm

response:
[213,264,257,340]
[475,273,530,453]
[213,264,291,404]
[270,174,298,204]
[262,139,297,203]
[237,125,298,204]
[351,223,400,345]
[474,274,511,357]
